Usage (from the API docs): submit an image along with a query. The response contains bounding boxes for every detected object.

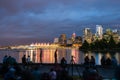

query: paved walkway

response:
[0,63,116,79]
[37,64,116,79]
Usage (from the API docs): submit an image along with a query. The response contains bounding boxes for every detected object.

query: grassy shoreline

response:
[80,48,120,53]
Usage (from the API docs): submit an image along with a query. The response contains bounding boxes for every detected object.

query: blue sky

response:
[0,0,120,45]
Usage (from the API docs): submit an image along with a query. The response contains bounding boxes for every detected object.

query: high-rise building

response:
[71,32,76,41]
[106,28,112,35]
[83,28,92,43]
[59,34,67,45]
[84,28,91,36]
[54,38,59,43]
[96,25,103,39]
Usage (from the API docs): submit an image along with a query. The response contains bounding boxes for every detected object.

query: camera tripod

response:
[67,57,81,79]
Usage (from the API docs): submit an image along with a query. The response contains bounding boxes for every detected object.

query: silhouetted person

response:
[22,55,27,68]
[6,56,17,65]
[22,55,26,64]
[90,56,95,67]
[40,48,43,64]
[101,56,106,67]
[61,57,67,69]
[3,55,8,64]
[54,49,58,64]
[106,57,111,66]
[70,55,75,64]
[33,51,36,63]
[27,55,31,63]
[84,55,90,66]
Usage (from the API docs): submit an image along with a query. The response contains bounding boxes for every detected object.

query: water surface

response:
[0,48,120,65]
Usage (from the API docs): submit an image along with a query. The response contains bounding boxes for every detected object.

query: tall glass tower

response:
[96,25,103,38]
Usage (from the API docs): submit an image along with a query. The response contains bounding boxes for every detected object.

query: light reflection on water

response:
[0,48,120,65]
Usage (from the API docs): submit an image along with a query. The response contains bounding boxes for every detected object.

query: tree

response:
[116,42,120,49]
[80,40,89,50]
[99,38,108,50]
[108,36,116,49]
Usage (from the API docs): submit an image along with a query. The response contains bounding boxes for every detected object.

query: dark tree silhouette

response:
[81,40,89,50]
[108,36,116,49]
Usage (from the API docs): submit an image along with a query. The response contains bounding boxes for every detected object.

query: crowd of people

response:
[22,55,32,65]
[0,55,73,80]
[0,54,120,80]
[84,55,118,68]
[101,56,117,67]
[84,55,95,67]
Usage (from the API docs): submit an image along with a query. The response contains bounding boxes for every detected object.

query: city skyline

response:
[0,0,120,46]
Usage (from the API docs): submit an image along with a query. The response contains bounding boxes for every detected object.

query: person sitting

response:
[4,67,16,80]
[49,68,57,80]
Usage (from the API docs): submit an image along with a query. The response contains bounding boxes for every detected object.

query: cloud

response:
[0,0,120,45]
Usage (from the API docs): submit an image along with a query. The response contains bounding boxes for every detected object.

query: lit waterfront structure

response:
[83,28,93,43]
[1,26,120,50]
[10,42,59,50]
[96,25,103,39]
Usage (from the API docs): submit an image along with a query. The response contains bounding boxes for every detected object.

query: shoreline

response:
[80,49,120,53]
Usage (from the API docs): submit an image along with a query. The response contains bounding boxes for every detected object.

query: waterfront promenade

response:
[0,63,116,79]
[35,64,116,79]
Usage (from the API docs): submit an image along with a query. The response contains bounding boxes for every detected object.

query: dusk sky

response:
[0,0,120,46]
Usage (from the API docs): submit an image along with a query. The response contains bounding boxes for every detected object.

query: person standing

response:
[3,55,8,64]
[27,55,31,63]
[70,55,75,64]
[22,55,26,64]
[54,49,58,64]
[84,55,90,66]
[40,48,43,64]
